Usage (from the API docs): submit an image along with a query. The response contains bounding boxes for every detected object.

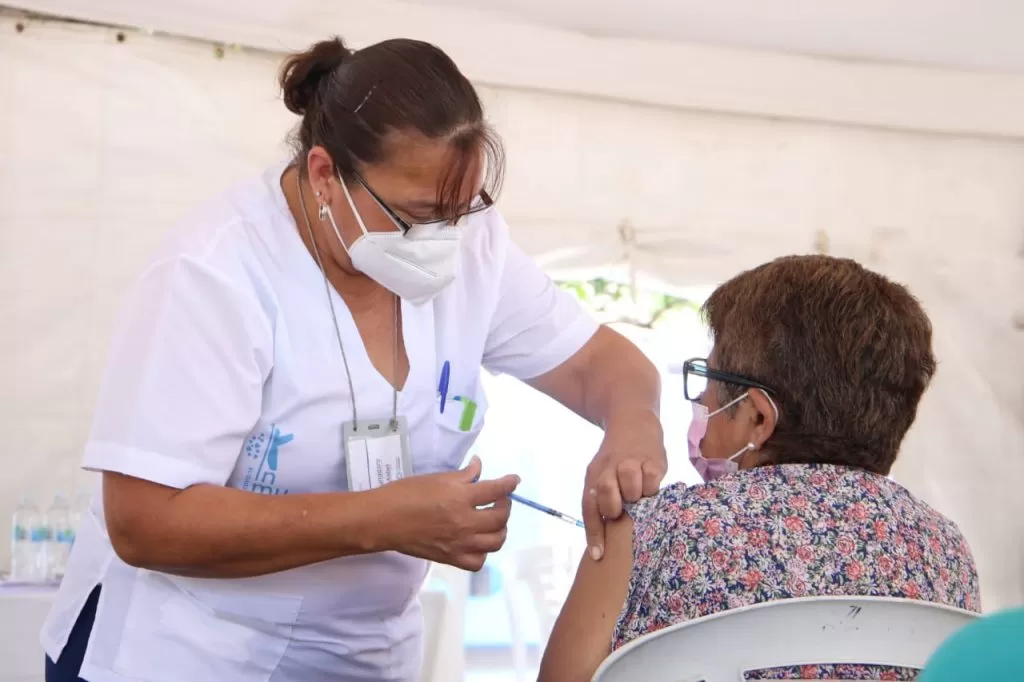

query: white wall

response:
[1,17,1022,609]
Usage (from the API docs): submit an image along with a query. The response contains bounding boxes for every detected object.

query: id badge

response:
[343,417,413,492]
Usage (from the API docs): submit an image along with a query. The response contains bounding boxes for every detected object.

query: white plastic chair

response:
[515,546,578,639]
[592,596,978,682]
[419,563,470,682]
[418,587,448,682]
[505,544,581,681]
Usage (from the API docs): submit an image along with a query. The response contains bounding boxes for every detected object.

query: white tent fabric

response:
[1,15,1022,612]
[7,0,1024,138]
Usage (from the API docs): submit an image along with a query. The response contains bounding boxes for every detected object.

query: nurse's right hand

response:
[378,457,520,571]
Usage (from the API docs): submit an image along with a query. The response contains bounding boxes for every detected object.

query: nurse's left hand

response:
[582,409,666,561]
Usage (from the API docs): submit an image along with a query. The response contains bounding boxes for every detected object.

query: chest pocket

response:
[429,379,489,473]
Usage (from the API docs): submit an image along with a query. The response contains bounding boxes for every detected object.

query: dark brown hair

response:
[703,255,936,475]
[279,36,504,221]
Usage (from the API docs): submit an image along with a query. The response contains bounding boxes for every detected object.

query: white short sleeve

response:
[482,233,599,380]
[83,256,272,489]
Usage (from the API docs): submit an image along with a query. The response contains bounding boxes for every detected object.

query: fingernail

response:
[589,545,603,561]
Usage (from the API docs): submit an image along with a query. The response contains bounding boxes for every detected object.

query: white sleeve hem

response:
[82,441,229,489]
[511,313,601,380]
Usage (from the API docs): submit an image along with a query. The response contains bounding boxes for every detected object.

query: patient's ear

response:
[746,389,778,447]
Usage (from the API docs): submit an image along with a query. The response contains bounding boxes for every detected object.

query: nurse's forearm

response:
[580,329,661,427]
[104,472,386,578]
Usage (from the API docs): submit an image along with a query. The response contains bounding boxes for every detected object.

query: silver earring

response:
[748,442,758,451]
[313,191,329,221]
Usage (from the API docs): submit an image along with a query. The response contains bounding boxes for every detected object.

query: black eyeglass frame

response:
[682,357,775,402]
[351,171,493,234]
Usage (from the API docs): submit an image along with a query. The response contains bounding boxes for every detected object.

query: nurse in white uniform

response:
[41,35,666,682]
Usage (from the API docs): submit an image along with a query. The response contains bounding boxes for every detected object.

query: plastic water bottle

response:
[46,495,73,579]
[10,497,45,581]
[71,490,92,538]
[31,503,52,581]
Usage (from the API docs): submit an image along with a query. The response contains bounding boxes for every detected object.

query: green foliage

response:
[556,278,699,329]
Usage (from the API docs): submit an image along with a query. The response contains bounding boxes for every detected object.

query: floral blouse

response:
[615,464,981,680]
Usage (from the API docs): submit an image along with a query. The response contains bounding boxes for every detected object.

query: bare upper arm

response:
[539,512,635,682]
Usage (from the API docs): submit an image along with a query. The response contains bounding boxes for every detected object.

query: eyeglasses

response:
[353,171,492,233]
[682,357,774,402]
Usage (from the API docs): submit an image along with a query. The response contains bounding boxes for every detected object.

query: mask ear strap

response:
[708,391,749,418]
[747,391,779,455]
[727,441,756,462]
[337,173,371,238]
[760,389,780,423]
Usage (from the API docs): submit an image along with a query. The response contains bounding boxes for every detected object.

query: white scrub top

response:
[40,162,599,682]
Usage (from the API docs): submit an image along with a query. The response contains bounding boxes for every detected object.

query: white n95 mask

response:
[326,176,462,305]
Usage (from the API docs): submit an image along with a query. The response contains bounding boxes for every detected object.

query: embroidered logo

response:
[241,424,294,495]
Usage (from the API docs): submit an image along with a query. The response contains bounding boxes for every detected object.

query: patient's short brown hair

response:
[703,255,936,475]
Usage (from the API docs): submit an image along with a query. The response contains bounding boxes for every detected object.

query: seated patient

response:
[539,255,980,682]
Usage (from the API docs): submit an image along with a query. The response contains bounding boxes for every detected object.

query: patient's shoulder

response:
[624,482,730,549]
[626,479,739,521]
[623,468,811,546]
[626,482,696,526]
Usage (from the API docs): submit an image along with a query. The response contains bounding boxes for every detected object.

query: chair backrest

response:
[515,545,579,641]
[419,564,470,682]
[418,588,448,682]
[592,596,978,682]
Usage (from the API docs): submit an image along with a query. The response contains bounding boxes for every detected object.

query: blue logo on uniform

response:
[241,424,293,495]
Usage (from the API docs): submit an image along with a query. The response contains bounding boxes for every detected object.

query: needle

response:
[509,493,585,528]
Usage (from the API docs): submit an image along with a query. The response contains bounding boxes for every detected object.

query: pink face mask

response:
[687,391,779,483]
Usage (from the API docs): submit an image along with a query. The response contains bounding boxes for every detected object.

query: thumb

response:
[582,487,605,561]
[461,455,482,482]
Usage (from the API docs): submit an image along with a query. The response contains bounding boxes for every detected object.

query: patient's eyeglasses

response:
[682,357,774,402]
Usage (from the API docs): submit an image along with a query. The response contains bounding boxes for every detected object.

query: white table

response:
[0,582,57,682]
[0,579,461,682]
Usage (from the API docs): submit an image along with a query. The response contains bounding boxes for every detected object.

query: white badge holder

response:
[343,417,413,492]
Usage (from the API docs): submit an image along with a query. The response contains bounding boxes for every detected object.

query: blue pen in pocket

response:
[438,361,451,414]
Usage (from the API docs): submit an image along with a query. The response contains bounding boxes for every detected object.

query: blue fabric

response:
[919,607,1024,682]
[45,585,99,682]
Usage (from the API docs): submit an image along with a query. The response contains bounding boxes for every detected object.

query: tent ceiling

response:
[8,0,1024,75]
[7,0,1024,138]
[408,0,1024,74]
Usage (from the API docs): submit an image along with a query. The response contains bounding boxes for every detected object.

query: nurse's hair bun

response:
[280,36,352,116]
